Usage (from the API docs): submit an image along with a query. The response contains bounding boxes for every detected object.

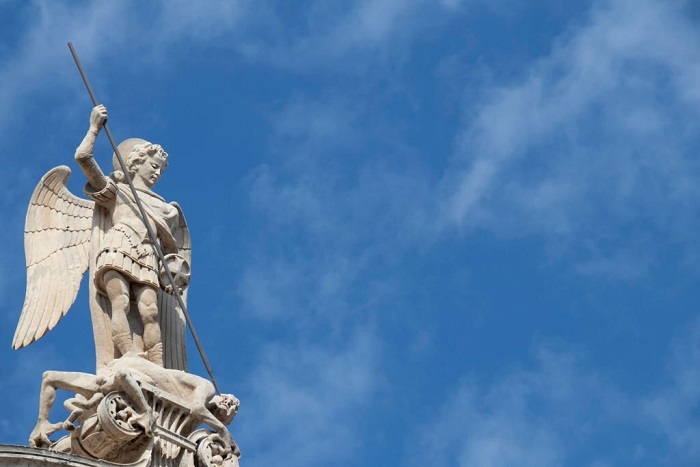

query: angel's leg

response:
[104,270,135,355]
[135,284,162,366]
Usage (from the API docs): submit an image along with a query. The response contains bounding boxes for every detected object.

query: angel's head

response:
[113,139,169,188]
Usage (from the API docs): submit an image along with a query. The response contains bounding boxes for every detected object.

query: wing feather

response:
[12,166,95,350]
[15,276,37,347]
[45,189,58,213]
[21,264,48,347]
[36,256,60,339]
[59,244,80,322]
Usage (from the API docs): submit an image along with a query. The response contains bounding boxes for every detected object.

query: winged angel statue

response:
[11,105,241,467]
[13,105,191,370]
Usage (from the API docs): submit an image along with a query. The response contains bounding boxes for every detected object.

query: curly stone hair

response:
[113,142,168,183]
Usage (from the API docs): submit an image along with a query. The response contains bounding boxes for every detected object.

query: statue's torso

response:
[90,182,180,292]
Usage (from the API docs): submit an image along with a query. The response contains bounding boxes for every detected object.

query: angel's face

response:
[135,157,166,188]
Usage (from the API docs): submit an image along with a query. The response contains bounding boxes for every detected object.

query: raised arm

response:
[75,105,109,191]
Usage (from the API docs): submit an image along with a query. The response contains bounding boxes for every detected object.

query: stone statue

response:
[13,105,191,370]
[28,355,240,466]
[12,106,241,467]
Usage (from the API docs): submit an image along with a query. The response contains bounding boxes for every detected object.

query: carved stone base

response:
[27,356,240,467]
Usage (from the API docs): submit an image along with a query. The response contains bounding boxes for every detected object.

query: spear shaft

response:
[67,42,221,395]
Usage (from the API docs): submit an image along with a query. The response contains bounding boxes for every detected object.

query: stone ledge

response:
[0,445,120,467]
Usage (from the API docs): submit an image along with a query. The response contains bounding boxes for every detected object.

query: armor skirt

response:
[94,225,160,294]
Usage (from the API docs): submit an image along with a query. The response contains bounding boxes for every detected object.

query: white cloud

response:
[411,314,700,465]
[410,346,621,466]
[441,0,700,275]
[239,331,379,466]
[0,1,258,133]
[238,92,436,324]
[644,317,700,461]
[234,0,493,71]
[408,340,692,466]
[0,2,131,128]
[153,0,249,42]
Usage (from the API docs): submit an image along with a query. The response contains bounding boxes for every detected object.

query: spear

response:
[67,42,221,395]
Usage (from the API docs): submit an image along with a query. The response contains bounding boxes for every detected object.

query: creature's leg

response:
[104,270,135,355]
[135,285,162,366]
[114,369,153,436]
[114,370,149,413]
[29,371,99,447]
[193,406,238,456]
[64,392,105,423]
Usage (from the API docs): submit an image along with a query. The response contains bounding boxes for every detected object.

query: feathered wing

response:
[159,201,191,370]
[13,166,94,349]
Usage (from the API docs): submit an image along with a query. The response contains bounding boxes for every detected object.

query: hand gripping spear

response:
[67,42,221,395]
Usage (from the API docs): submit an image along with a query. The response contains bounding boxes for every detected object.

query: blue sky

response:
[2,0,700,465]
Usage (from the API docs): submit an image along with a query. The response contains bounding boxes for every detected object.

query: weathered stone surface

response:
[0,445,115,467]
[9,106,241,466]
[13,105,191,370]
[0,443,241,467]
[27,356,240,466]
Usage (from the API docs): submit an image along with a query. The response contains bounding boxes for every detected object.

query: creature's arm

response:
[75,105,109,191]
[194,409,240,456]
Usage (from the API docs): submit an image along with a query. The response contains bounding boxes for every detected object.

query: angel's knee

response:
[104,271,130,311]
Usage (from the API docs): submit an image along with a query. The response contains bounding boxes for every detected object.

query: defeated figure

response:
[29,354,239,457]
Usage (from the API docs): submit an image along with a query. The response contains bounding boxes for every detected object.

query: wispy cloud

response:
[238,88,438,326]
[0,2,130,129]
[412,311,700,466]
[410,343,647,466]
[240,331,378,466]
[441,0,700,275]
[233,0,503,72]
[0,1,260,133]
[6,2,700,466]
[645,316,700,463]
